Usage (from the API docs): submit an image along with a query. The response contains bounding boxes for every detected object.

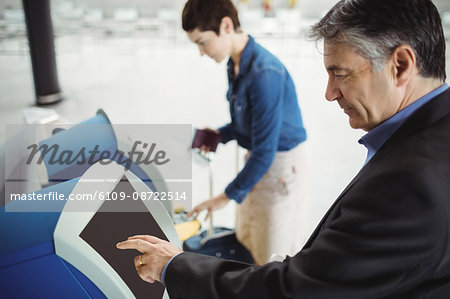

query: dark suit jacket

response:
[165,88,450,299]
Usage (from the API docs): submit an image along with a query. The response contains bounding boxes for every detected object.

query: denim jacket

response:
[218,35,307,203]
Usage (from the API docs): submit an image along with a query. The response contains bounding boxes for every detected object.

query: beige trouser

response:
[236,142,308,265]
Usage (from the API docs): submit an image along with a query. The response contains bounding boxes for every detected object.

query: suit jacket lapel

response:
[303,162,372,248]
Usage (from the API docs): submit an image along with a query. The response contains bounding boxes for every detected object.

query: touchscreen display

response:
[80,176,168,299]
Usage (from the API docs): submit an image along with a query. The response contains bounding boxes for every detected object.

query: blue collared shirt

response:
[218,35,307,202]
[359,83,449,165]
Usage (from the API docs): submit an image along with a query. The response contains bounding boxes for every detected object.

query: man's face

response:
[324,41,398,131]
[187,28,230,63]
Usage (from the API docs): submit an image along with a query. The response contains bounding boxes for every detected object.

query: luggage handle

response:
[200,229,235,246]
[207,159,214,236]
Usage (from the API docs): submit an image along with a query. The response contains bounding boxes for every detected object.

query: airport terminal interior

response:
[1,0,450,255]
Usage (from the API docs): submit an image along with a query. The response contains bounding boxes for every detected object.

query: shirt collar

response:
[227,35,254,79]
[359,83,449,163]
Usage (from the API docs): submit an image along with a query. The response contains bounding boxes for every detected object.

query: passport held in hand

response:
[191,129,221,152]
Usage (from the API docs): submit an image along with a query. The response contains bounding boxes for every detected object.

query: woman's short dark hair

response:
[182,0,241,35]
[308,0,446,81]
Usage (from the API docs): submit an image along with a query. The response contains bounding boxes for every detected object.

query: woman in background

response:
[183,0,308,265]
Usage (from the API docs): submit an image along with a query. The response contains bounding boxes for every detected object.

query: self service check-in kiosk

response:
[0,111,183,299]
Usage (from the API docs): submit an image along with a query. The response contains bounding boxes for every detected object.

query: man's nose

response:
[325,77,342,102]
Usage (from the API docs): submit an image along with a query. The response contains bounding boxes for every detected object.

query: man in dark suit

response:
[117,0,450,297]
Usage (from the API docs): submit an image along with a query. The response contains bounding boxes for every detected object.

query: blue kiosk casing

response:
[0,111,180,298]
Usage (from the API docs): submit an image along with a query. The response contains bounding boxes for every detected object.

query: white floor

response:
[1,26,449,247]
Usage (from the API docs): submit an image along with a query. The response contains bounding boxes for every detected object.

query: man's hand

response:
[187,192,231,220]
[116,235,183,283]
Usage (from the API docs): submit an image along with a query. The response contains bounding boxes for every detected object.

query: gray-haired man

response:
[117,1,450,297]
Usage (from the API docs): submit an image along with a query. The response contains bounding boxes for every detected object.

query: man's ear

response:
[220,16,234,34]
[391,45,416,87]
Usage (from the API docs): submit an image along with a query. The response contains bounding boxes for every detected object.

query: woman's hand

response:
[198,128,221,153]
[116,235,183,283]
[187,192,231,220]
